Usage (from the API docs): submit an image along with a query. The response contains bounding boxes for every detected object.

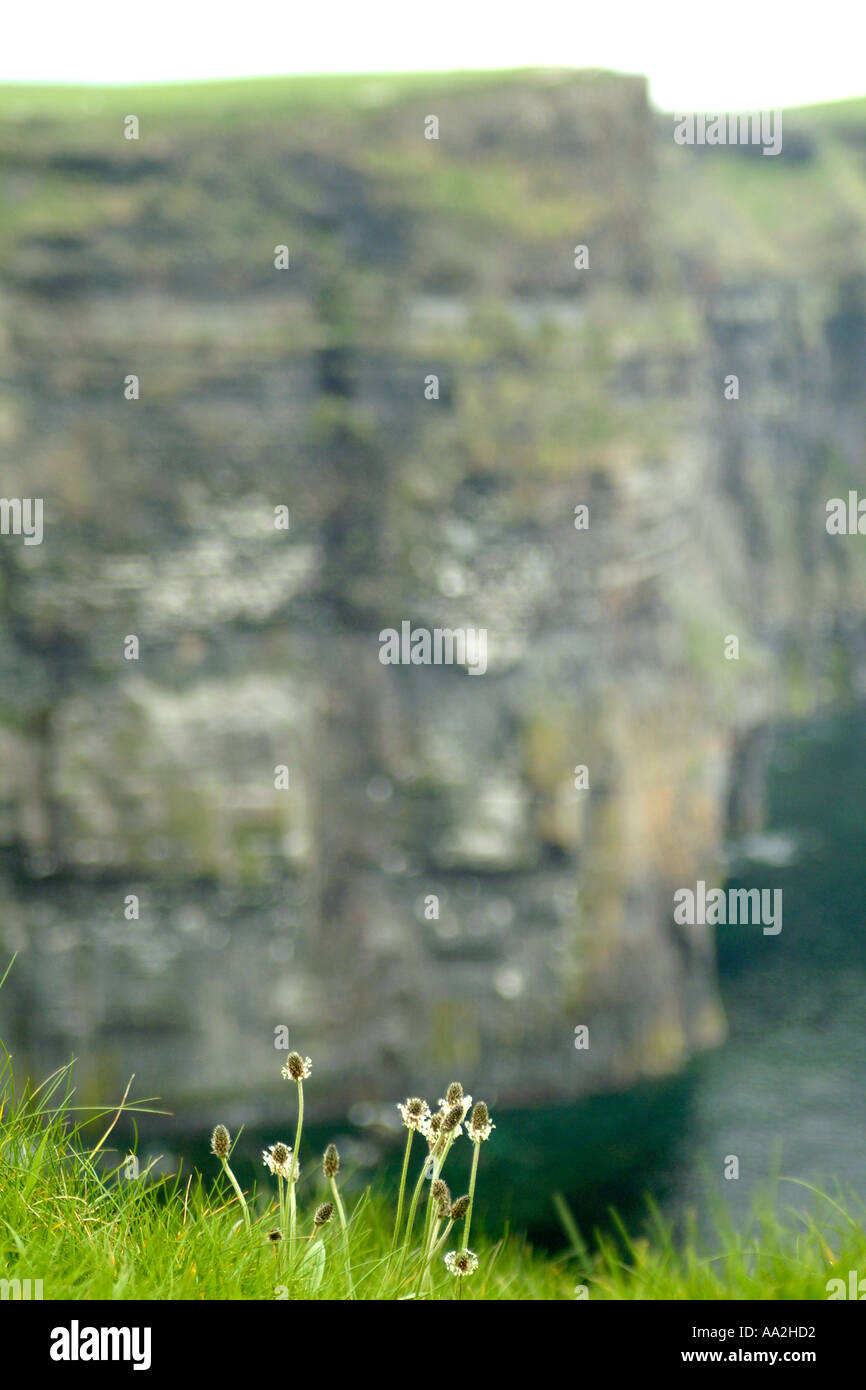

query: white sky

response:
[2,0,863,111]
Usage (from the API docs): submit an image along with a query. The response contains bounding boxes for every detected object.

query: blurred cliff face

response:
[0,72,865,1118]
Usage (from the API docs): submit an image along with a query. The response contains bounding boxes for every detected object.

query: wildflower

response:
[210,1124,230,1159]
[466,1101,495,1143]
[392,1101,429,1260]
[396,1097,464,1286]
[429,1103,465,1162]
[462,1105,487,1250]
[282,1052,312,1082]
[432,1178,451,1219]
[437,1089,472,1137]
[397,1097,431,1132]
[450,1195,470,1221]
[262,1141,293,1180]
[314,1201,334,1228]
[442,1102,465,1134]
[445,1249,479,1278]
[281,1052,310,1254]
[211,1123,250,1231]
[424,1112,444,1148]
[266,1227,283,1261]
[323,1145,353,1294]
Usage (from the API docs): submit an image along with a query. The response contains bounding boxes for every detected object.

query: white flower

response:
[466,1101,495,1143]
[397,1097,431,1132]
[281,1053,312,1081]
[422,1112,443,1149]
[444,1249,479,1278]
[438,1083,468,1110]
[262,1142,293,1180]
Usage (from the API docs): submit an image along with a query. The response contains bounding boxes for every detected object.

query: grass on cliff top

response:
[1,1032,864,1301]
[0,68,597,127]
[0,70,863,128]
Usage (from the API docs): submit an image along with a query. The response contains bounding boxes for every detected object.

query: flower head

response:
[444,1249,479,1278]
[282,1052,312,1082]
[267,1228,283,1243]
[314,1201,334,1227]
[424,1111,444,1149]
[397,1097,431,1132]
[210,1124,230,1159]
[442,1103,463,1133]
[262,1141,293,1180]
[450,1194,470,1221]
[466,1100,495,1143]
[436,1090,472,1138]
[431,1178,451,1219]
[323,1143,340,1178]
[442,1102,466,1134]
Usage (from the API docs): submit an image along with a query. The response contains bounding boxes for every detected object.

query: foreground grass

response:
[2,1047,864,1300]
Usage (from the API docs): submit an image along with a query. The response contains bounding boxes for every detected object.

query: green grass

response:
[0,67,861,133]
[0,71,861,123]
[1,1026,864,1300]
[794,95,866,124]
[0,68,570,129]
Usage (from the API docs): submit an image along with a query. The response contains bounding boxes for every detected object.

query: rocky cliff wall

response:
[0,72,864,1119]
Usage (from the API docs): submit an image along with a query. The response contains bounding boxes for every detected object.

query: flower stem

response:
[221,1158,251,1231]
[418,1216,453,1285]
[289,1080,304,1259]
[288,1181,297,1261]
[422,1133,455,1257]
[427,1217,454,1268]
[395,1151,432,1286]
[463,1141,481,1251]
[415,1214,447,1296]
[330,1174,355,1298]
[391,1127,414,1250]
[330,1175,348,1230]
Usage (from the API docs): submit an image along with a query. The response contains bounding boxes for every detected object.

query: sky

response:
[1,1,863,112]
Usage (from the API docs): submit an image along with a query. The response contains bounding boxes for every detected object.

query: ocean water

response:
[659,708,866,1231]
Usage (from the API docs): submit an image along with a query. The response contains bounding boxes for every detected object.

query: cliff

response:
[1,70,865,1118]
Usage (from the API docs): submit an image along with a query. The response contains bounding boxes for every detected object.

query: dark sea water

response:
[659,708,866,1231]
